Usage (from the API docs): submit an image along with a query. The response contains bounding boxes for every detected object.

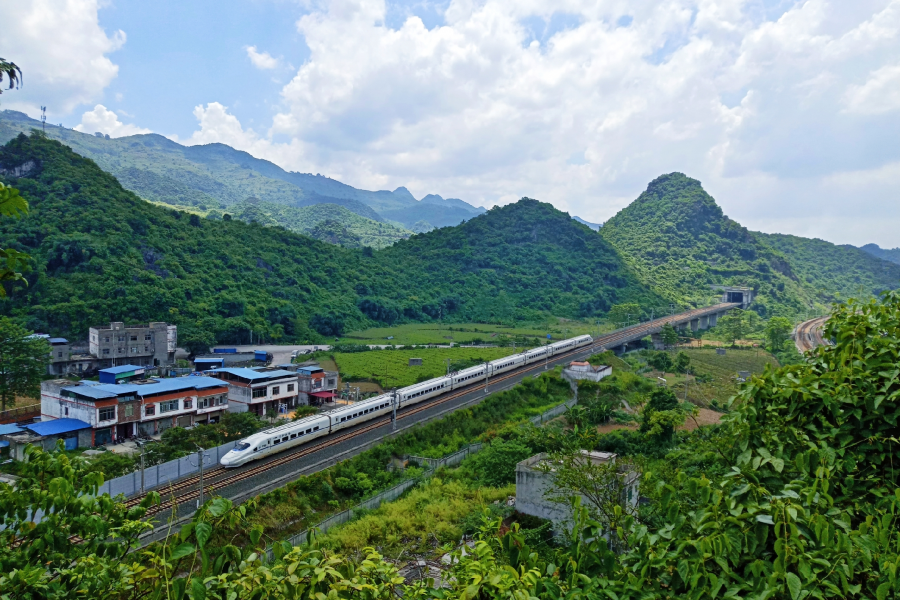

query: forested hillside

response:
[756,233,900,304]
[0,111,484,240]
[0,133,656,342]
[599,172,898,317]
[378,199,663,323]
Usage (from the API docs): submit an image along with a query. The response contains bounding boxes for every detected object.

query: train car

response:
[488,353,526,377]
[398,376,452,408]
[572,334,593,348]
[451,364,487,389]
[220,413,331,467]
[524,345,551,365]
[329,394,394,435]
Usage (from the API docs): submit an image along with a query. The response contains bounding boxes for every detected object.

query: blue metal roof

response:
[0,424,23,435]
[194,358,224,363]
[25,418,92,436]
[67,385,121,400]
[298,367,324,375]
[49,337,69,344]
[211,368,297,381]
[64,377,227,400]
[99,364,145,375]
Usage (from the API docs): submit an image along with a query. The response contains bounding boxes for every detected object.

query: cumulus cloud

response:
[0,0,124,115]
[74,105,151,137]
[178,0,900,245]
[246,45,280,70]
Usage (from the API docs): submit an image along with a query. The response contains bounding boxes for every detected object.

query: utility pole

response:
[136,439,147,494]
[484,362,489,394]
[191,445,210,508]
[391,388,398,431]
[41,106,46,134]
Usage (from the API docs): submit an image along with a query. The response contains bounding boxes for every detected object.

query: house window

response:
[313,380,322,388]
[327,379,336,387]
[159,400,179,413]
[218,395,226,405]
[64,407,69,416]
[118,348,124,354]
[131,347,137,353]
[287,384,295,392]
[102,349,110,355]
[272,386,280,396]
[145,335,151,341]
[252,388,267,399]
[118,336,125,342]
[145,405,155,416]
[99,407,115,421]
[57,351,63,358]
[104,336,110,342]
[184,399,192,409]
[124,404,133,417]
[130,335,138,341]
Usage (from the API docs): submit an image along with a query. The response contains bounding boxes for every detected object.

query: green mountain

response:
[860,243,900,265]
[0,110,484,242]
[377,199,663,323]
[0,133,656,342]
[754,233,900,305]
[228,201,411,249]
[599,172,900,317]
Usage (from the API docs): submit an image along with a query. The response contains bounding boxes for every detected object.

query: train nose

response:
[220,451,236,467]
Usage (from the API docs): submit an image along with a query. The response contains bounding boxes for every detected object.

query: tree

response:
[0,318,48,411]
[659,322,679,349]
[673,350,690,373]
[0,182,30,295]
[0,58,22,94]
[716,311,746,345]
[765,316,793,351]
[180,328,215,357]
[647,350,673,372]
[608,303,640,328]
[0,443,159,599]
[467,438,534,487]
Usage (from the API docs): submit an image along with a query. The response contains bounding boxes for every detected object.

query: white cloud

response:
[178,0,900,246]
[0,0,124,116]
[74,104,151,137]
[843,63,900,114]
[246,45,280,70]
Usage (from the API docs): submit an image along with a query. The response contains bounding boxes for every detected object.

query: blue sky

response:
[3,0,900,247]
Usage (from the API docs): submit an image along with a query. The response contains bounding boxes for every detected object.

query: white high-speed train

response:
[220,334,593,467]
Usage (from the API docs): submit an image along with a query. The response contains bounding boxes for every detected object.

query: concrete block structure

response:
[516,451,640,537]
[89,321,176,368]
[212,367,301,416]
[41,375,228,445]
[562,362,612,384]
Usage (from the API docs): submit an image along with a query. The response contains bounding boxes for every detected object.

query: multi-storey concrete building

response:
[212,367,300,416]
[89,321,176,368]
[40,374,228,445]
[294,366,339,404]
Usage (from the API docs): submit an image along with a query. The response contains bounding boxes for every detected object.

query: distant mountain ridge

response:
[0,110,485,243]
[860,243,900,265]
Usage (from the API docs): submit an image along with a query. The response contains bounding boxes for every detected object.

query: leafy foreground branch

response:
[4,292,900,599]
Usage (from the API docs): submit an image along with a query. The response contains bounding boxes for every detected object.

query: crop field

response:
[648,347,778,408]
[332,347,522,388]
[338,319,614,346]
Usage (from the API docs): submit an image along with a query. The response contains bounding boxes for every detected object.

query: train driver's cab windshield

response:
[234,442,252,452]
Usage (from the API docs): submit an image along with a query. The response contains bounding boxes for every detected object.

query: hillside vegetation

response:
[861,243,900,265]
[600,172,899,317]
[756,232,900,304]
[0,133,657,343]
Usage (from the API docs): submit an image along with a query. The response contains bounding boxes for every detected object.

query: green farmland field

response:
[337,319,613,346]
[331,347,522,388]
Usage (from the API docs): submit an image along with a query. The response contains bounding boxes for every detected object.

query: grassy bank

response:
[337,319,613,346]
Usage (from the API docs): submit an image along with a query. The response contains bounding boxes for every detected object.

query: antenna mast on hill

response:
[40,106,46,133]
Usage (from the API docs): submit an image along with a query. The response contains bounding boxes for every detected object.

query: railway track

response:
[128,302,741,517]
[794,316,829,353]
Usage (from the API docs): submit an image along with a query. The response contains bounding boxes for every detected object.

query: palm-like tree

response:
[0,59,22,93]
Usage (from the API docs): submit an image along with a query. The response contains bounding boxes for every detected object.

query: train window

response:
[274,439,281,445]
[234,442,251,452]
[314,426,319,431]
[341,417,346,422]
[291,433,297,439]
[306,428,311,434]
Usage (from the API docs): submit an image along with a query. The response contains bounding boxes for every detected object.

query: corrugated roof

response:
[49,337,69,344]
[0,424,23,435]
[298,367,324,374]
[25,418,92,436]
[211,368,297,381]
[64,377,227,400]
[194,358,224,363]
[99,364,145,375]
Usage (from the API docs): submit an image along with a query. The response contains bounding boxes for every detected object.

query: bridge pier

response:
[709,313,719,327]
[699,315,709,330]
[690,318,700,332]
[651,333,665,350]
